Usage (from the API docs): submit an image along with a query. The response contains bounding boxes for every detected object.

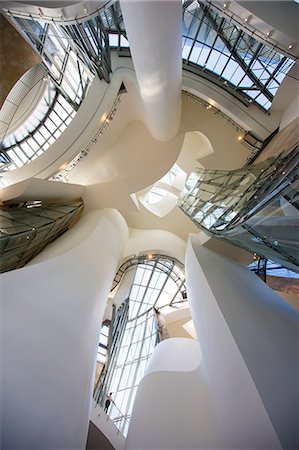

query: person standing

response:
[104,392,113,413]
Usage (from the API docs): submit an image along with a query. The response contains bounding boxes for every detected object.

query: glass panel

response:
[182,0,295,110]
[96,254,186,434]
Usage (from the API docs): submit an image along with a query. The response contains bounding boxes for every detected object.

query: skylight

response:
[137,163,187,217]
[182,0,295,110]
[1,81,77,171]
[0,15,94,172]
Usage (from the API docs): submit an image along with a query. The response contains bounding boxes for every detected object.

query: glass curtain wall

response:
[95,255,186,435]
[8,16,94,105]
[1,1,128,171]
[182,0,295,110]
[1,7,115,170]
[248,258,299,280]
[1,82,76,170]
[0,15,94,170]
[0,200,84,273]
[178,146,299,272]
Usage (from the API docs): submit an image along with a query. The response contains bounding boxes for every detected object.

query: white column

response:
[186,235,298,449]
[125,338,219,450]
[0,209,128,449]
[120,0,182,141]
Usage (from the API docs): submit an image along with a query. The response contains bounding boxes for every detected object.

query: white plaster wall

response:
[0,209,128,449]
[166,318,193,339]
[0,177,83,204]
[145,338,202,375]
[125,240,295,450]
[186,235,298,449]
[279,94,299,131]
[125,338,218,450]
[164,307,195,339]
[124,228,186,263]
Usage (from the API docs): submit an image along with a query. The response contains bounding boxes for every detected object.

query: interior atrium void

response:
[0,1,298,450]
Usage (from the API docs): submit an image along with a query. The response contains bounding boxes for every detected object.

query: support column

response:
[120,0,182,141]
[186,235,298,449]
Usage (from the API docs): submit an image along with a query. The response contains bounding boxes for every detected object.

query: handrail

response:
[94,389,129,436]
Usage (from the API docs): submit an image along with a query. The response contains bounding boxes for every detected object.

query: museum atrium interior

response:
[0,1,298,449]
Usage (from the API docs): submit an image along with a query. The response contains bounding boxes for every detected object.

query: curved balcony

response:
[178,145,299,272]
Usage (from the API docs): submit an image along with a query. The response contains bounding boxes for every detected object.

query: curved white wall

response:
[125,338,218,450]
[0,177,83,204]
[125,234,299,449]
[279,95,299,131]
[186,235,298,450]
[0,209,128,449]
[145,338,202,375]
[124,228,186,264]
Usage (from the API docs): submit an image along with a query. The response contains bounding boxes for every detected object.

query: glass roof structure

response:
[1,0,295,172]
[1,80,77,171]
[0,13,98,171]
[182,0,295,110]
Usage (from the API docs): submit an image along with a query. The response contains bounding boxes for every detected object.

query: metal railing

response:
[94,389,130,437]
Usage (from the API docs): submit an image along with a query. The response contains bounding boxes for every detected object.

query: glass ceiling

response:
[182,0,295,110]
[0,14,94,172]
[1,81,77,171]
[1,1,295,172]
